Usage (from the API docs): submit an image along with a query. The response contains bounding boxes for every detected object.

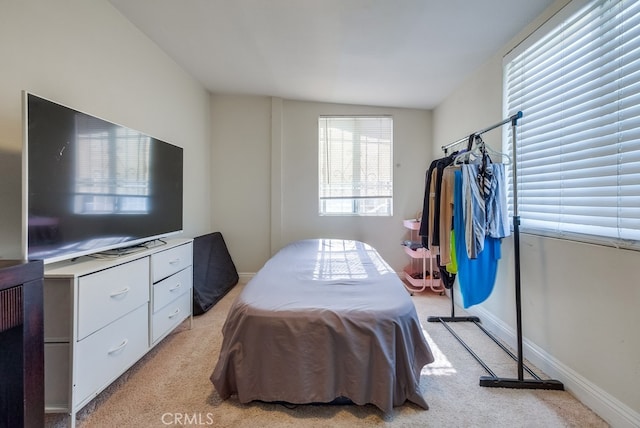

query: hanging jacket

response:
[419,152,458,249]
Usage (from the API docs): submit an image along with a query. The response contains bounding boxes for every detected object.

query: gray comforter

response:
[211,239,434,412]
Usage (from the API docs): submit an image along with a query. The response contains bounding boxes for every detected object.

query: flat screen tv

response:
[22,92,184,264]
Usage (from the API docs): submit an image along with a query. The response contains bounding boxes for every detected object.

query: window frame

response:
[318,115,394,217]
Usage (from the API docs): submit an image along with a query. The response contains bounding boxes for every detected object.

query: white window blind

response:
[503,0,640,249]
[318,116,393,216]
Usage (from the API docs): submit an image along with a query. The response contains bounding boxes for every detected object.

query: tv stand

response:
[43,238,193,428]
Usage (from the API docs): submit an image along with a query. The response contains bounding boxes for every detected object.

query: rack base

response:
[427,316,479,322]
[428,315,565,391]
[479,376,564,390]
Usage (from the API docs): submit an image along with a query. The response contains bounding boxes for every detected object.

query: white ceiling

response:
[108,0,555,110]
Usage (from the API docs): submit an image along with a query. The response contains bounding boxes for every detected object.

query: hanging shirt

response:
[446,230,458,274]
[454,170,501,308]
[438,166,457,267]
[462,162,510,259]
[419,152,458,250]
[462,163,487,259]
[485,163,510,239]
[419,159,440,248]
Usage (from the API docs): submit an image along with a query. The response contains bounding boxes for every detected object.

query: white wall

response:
[210,94,273,274]
[432,1,640,426]
[210,95,432,273]
[0,0,212,259]
[279,100,431,270]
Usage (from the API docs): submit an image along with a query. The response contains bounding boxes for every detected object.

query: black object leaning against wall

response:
[192,232,239,315]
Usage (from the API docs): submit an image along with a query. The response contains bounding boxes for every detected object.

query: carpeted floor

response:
[46,280,608,427]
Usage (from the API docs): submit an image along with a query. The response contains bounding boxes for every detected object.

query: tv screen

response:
[23,92,184,264]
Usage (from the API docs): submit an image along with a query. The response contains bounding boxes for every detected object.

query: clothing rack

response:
[427,111,564,390]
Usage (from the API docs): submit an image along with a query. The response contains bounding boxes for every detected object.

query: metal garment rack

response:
[428,111,564,390]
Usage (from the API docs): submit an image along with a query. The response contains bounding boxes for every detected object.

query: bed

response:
[210,238,434,413]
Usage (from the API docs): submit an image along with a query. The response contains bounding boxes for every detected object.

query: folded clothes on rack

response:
[410,271,429,280]
[402,240,423,250]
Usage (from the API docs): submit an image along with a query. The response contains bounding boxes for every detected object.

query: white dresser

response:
[42,238,193,427]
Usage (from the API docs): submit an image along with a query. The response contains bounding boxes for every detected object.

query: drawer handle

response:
[168,308,181,319]
[109,287,130,298]
[169,258,181,265]
[107,339,129,355]
[169,282,182,292]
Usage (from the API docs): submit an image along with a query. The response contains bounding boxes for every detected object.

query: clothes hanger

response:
[453,134,489,165]
[475,135,512,165]
[454,135,512,165]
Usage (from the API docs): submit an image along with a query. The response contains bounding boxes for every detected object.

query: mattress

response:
[211,238,434,412]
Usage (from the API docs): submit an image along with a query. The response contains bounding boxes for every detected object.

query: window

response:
[74,116,151,215]
[318,116,393,216]
[503,0,640,249]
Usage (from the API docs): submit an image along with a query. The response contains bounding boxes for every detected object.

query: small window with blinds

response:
[318,116,393,216]
[503,0,640,249]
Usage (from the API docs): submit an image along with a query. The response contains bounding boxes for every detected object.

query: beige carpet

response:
[46,281,608,428]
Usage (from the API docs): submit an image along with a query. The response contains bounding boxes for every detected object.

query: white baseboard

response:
[468,305,640,428]
[237,272,254,283]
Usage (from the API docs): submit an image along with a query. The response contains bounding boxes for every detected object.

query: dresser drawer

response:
[153,266,192,312]
[151,291,191,344]
[151,243,193,283]
[77,258,149,340]
[74,303,148,406]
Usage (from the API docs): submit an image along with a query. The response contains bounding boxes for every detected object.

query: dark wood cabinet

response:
[0,260,44,428]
